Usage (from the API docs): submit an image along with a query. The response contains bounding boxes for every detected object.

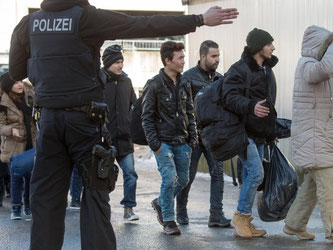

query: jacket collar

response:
[100,68,127,83]
[41,0,89,11]
[241,46,278,71]
[159,68,182,86]
[196,61,219,81]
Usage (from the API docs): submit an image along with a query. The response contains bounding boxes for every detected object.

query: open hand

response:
[254,99,270,117]
[202,6,239,26]
[12,128,21,138]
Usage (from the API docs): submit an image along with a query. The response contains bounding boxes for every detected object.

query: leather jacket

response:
[141,69,197,152]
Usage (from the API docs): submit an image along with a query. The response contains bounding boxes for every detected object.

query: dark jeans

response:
[30,109,116,250]
[176,140,224,215]
[10,171,31,206]
[70,166,82,201]
[0,161,8,201]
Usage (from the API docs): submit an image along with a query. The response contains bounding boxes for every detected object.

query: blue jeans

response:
[177,141,224,215]
[237,138,264,214]
[155,143,191,222]
[70,166,82,201]
[10,163,31,206]
[117,153,138,207]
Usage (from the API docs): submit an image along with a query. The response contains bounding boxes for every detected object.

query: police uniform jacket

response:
[141,69,197,152]
[100,68,137,157]
[9,0,202,109]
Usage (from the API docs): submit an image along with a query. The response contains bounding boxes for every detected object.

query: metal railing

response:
[102,39,183,51]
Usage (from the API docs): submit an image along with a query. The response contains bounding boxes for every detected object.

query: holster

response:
[77,152,119,193]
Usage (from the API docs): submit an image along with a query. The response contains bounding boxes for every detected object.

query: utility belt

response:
[33,101,119,192]
[33,101,109,124]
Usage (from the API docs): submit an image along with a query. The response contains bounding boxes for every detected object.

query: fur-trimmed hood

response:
[241,46,278,72]
[301,25,333,60]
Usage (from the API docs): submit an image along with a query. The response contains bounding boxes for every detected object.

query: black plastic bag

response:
[257,144,298,222]
[275,118,291,139]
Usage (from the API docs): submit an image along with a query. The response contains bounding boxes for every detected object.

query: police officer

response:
[9,0,239,249]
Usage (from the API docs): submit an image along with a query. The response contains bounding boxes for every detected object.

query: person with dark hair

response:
[9,0,238,248]
[176,40,231,227]
[222,28,278,238]
[101,45,139,222]
[0,73,36,220]
[142,41,197,235]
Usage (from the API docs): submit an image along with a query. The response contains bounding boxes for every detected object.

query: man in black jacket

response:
[176,40,231,227]
[222,28,278,239]
[142,41,197,235]
[8,0,238,248]
[101,45,139,222]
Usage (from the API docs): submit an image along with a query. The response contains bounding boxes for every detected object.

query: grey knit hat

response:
[246,28,274,55]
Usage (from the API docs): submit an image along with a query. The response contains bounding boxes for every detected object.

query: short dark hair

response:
[160,41,185,66]
[199,40,219,56]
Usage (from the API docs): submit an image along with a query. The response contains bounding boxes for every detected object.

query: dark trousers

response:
[70,166,82,201]
[176,140,224,214]
[30,109,116,250]
[0,161,8,203]
[10,172,30,205]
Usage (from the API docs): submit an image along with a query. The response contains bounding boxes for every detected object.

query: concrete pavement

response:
[0,146,330,250]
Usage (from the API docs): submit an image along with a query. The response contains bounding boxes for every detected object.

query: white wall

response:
[188,0,333,120]
[187,0,333,160]
[0,0,185,53]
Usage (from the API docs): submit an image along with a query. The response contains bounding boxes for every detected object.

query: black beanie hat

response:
[246,28,274,55]
[102,45,124,69]
[0,72,15,94]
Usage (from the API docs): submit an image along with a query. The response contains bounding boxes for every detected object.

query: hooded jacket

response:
[9,0,199,108]
[222,47,278,142]
[291,25,333,170]
[0,82,36,163]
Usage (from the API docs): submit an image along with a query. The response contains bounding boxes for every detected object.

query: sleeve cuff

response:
[249,100,256,115]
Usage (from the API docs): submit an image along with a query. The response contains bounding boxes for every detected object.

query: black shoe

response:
[163,221,181,235]
[24,204,31,216]
[176,214,189,225]
[176,206,189,225]
[208,214,231,227]
[69,199,81,210]
[11,205,22,220]
[151,198,163,225]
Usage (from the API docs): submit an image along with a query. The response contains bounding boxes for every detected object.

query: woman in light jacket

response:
[283,25,333,244]
[0,73,36,220]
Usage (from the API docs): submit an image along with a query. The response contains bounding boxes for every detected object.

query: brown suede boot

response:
[248,216,266,237]
[234,216,266,237]
[231,211,252,238]
[283,224,315,240]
